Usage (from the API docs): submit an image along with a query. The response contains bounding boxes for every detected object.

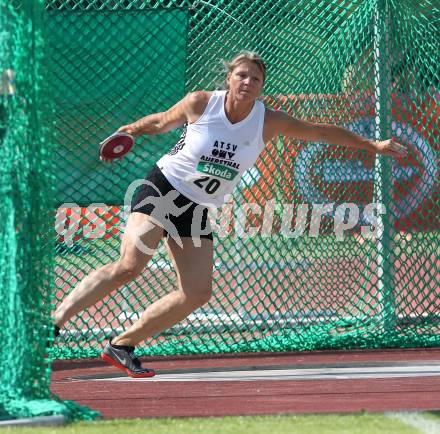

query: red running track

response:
[50,348,440,419]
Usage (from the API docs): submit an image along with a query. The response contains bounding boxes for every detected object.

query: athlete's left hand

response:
[374,139,408,158]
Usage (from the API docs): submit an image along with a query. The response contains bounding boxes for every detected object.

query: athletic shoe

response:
[101,340,156,378]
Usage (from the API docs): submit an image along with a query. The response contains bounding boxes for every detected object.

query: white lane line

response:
[386,412,440,434]
[81,364,440,382]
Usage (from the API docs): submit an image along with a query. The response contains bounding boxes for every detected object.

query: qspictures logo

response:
[197,161,239,181]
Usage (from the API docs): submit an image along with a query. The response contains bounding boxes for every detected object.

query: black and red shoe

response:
[101,340,156,378]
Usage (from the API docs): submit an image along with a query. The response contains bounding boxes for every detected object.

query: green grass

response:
[423,411,440,422]
[2,413,433,434]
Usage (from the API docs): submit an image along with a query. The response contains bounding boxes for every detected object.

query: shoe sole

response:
[101,353,156,378]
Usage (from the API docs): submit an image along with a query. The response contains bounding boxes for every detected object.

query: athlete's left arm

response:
[264,109,408,158]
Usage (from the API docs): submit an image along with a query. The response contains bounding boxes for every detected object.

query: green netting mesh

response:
[1,0,439,420]
[50,7,187,204]
[0,0,99,422]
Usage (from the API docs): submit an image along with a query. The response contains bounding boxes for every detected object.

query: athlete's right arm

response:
[118,91,211,136]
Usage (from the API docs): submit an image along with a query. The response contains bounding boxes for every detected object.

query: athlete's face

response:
[227,61,264,102]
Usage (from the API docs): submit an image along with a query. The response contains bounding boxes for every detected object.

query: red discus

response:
[99,132,134,161]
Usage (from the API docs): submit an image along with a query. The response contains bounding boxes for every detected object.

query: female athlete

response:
[53,52,407,377]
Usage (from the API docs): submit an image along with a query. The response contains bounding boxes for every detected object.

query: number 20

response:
[194,176,221,194]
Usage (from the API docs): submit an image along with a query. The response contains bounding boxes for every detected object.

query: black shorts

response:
[130,165,213,241]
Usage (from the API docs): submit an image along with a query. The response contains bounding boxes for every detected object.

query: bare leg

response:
[112,237,213,347]
[54,212,164,327]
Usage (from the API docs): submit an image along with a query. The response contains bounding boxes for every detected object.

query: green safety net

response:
[0,0,98,422]
[1,0,439,421]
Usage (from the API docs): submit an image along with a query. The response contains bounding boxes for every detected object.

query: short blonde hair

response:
[224,51,267,85]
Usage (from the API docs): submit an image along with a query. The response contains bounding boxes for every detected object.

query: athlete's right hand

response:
[117,124,140,136]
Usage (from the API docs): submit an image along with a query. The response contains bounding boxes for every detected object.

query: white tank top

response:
[157,90,266,208]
